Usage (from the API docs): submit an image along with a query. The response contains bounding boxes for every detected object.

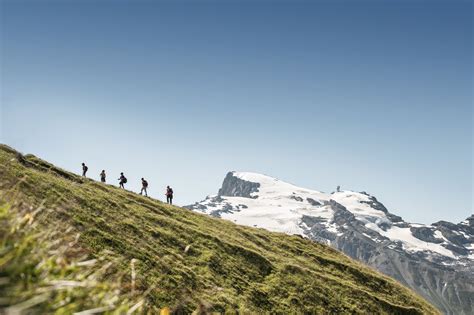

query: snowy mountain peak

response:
[218,171,393,227]
[187,172,474,314]
[190,171,473,261]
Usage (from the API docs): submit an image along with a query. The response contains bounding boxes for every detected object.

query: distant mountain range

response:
[186,171,474,315]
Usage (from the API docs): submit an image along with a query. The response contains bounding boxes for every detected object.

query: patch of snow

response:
[379,226,456,259]
[326,223,339,234]
[217,196,306,236]
[362,233,378,242]
[434,230,449,242]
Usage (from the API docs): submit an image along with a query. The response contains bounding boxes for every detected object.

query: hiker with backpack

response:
[118,172,127,189]
[82,163,88,177]
[100,170,106,183]
[166,186,173,204]
[140,178,148,196]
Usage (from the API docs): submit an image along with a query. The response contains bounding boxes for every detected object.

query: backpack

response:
[84,166,88,172]
[123,177,127,183]
[143,180,148,187]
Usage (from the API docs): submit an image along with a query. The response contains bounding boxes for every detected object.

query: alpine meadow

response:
[0,145,439,313]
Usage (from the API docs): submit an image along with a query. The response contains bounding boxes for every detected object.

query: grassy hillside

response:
[0,144,438,314]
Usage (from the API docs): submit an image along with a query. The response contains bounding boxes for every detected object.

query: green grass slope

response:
[0,144,438,314]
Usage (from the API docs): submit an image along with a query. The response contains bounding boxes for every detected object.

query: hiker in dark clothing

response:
[166,186,173,204]
[118,172,127,189]
[100,170,106,183]
[337,185,341,192]
[82,163,88,177]
[140,178,148,196]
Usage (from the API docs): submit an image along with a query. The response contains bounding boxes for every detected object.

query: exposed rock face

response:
[306,198,321,206]
[217,172,260,198]
[186,171,474,315]
[410,227,444,243]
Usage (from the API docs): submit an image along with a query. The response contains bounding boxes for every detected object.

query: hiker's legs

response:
[169,197,173,205]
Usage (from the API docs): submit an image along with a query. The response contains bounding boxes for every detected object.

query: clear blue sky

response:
[1,0,472,224]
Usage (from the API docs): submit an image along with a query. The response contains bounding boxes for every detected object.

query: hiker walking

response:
[82,163,88,177]
[140,178,148,196]
[100,170,106,183]
[337,185,341,192]
[118,172,127,189]
[166,186,173,204]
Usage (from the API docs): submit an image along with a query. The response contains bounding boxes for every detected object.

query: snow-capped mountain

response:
[186,171,474,315]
